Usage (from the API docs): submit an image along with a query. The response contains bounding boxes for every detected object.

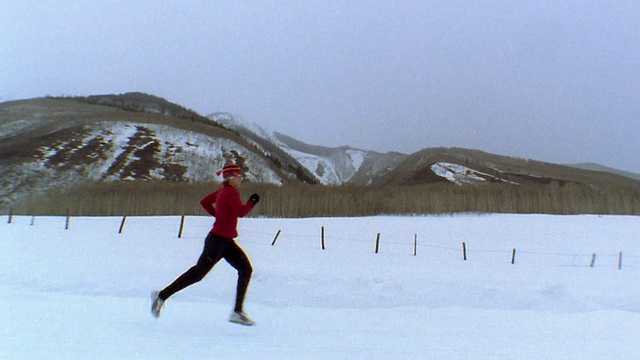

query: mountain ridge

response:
[565,162,640,182]
[2,93,639,211]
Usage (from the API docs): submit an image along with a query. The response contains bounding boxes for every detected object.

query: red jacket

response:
[200,184,255,239]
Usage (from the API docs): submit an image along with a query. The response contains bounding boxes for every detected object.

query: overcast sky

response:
[2,1,639,173]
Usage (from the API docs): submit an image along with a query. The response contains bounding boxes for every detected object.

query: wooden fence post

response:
[321,226,325,250]
[271,229,281,246]
[511,248,516,265]
[178,215,185,238]
[590,253,596,268]
[462,242,467,261]
[118,216,127,234]
[413,234,417,256]
[618,252,622,270]
[65,209,70,230]
[7,208,12,224]
[374,233,380,254]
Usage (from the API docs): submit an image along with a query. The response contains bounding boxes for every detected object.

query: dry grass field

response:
[9,179,640,217]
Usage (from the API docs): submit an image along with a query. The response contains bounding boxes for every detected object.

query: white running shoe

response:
[151,291,165,318]
[229,311,255,326]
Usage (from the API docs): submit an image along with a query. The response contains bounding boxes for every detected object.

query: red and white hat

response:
[216,162,242,179]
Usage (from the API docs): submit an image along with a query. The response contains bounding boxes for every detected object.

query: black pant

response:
[159,233,253,313]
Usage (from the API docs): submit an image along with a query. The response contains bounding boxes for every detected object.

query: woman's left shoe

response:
[229,311,255,326]
[151,291,165,318]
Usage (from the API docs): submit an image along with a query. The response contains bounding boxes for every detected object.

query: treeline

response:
[9,181,640,217]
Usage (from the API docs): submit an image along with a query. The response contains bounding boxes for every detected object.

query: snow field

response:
[2,214,639,359]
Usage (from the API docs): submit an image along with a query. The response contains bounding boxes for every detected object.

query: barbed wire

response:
[4,215,638,269]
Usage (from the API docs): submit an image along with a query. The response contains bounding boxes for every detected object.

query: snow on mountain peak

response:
[208,113,383,185]
[209,112,274,141]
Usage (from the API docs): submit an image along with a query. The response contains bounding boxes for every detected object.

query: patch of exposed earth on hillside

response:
[34,124,189,181]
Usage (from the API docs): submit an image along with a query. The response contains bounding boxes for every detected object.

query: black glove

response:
[249,193,260,204]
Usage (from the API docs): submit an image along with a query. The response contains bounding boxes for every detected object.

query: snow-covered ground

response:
[2,214,639,359]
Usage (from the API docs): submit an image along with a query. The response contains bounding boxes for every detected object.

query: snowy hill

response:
[2,94,639,212]
[0,97,293,208]
[372,147,640,189]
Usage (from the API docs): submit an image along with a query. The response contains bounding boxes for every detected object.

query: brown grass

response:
[9,180,640,217]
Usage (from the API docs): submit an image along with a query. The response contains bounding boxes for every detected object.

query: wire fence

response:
[5,213,639,270]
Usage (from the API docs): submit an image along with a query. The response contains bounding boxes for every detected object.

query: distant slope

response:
[211,112,407,185]
[273,132,407,185]
[209,113,319,184]
[373,147,640,188]
[566,162,640,181]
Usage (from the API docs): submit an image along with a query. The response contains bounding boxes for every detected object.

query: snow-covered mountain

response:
[2,93,639,211]
[209,112,640,189]
[210,113,406,185]
[1,120,285,205]
[0,96,300,208]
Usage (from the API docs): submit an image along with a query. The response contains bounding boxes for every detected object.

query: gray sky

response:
[2,1,639,173]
